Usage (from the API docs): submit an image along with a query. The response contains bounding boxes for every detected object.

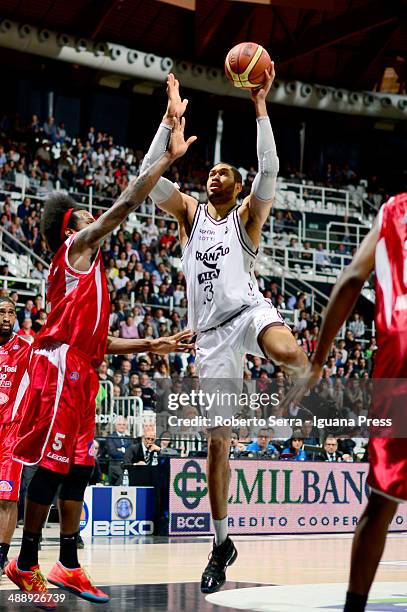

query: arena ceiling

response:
[0,0,405,92]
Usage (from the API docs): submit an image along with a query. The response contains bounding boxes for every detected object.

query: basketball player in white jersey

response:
[141,70,308,593]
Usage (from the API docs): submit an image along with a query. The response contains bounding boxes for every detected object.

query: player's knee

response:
[367,491,398,520]
[0,498,16,511]
[27,467,66,506]
[59,465,93,502]
[268,342,301,366]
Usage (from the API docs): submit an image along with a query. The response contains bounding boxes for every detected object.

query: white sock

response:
[213,517,228,546]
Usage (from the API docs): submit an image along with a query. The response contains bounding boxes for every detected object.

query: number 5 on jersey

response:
[52,432,66,451]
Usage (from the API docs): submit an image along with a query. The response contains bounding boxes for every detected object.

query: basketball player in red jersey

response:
[295,193,407,612]
[0,297,31,578]
[5,117,196,608]
[0,298,190,584]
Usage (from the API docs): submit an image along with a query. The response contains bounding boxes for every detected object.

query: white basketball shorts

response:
[194,300,286,425]
[196,299,286,380]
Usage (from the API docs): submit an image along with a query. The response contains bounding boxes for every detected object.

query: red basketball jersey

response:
[0,334,31,424]
[374,192,407,379]
[37,235,110,367]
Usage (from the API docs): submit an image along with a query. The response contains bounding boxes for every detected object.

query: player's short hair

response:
[40,192,79,254]
[227,164,243,185]
[228,164,243,185]
[0,296,16,311]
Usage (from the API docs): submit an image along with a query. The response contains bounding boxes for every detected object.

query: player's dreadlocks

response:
[40,192,80,254]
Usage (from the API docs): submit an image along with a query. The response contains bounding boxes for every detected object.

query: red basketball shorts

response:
[13,342,99,475]
[0,420,23,501]
[368,437,407,502]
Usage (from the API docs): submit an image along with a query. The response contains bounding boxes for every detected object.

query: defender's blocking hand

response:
[167,117,197,161]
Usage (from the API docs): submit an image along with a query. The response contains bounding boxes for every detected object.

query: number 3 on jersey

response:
[52,432,66,451]
[203,282,214,304]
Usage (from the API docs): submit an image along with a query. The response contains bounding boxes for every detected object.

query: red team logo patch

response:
[0,392,9,404]
[0,480,13,492]
[70,371,80,381]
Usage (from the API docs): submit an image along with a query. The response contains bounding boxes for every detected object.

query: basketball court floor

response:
[1,528,406,611]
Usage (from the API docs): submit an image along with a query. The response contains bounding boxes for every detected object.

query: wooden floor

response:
[1,530,406,611]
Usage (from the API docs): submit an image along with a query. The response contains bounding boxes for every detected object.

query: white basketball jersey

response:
[182,203,264,332]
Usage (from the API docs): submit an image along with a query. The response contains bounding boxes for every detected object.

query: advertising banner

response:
[169,459,407,535]
[80,485,155,537]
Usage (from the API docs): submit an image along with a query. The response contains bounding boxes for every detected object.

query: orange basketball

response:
[225,42,272,89]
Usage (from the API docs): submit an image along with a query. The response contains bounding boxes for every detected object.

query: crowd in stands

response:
[0,111,390,208]
[0,113,378,478]
[279,161,390,208]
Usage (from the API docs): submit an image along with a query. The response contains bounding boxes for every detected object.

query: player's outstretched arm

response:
[139,73,197,225]
[71,117,196,256]
[106,329,194,355]
[243,64,279,247]
[139,74,188,174]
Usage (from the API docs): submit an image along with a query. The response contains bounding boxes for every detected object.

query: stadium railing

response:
[262,245,353,283]
[171,433,203,456]
[1,179,370,252]
[0,274,46,305]
[326,221,370,251]
[0,187,45,206]
[268,213,371,250]
[0,226,49,276]
[2,171,377,222]
[275,181,359,216]
[63,179,364,219]
[96,380,152,439]
[0,180,374,314]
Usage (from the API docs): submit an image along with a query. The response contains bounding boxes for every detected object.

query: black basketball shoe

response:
[200,537,237,594]
[0,557,8,579]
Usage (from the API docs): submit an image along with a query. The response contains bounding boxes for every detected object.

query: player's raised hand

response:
[167,116,197,160]
[150,329,195,355]
[251,62,276,102]
[164,73,189,122]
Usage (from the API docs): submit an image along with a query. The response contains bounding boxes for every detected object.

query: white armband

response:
[150,177,177,204]
[251,116,279,201]
[140,123,172,173]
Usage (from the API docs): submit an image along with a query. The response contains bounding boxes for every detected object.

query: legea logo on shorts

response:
[0,480,13,492]
[69,371,80,381]
[46,452,69,463]
[0,392,9,404]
